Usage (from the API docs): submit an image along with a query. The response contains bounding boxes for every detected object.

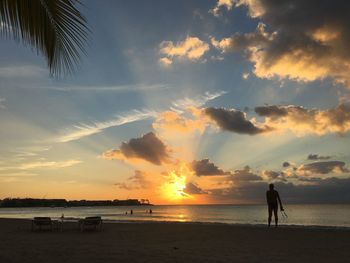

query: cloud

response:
[153,109,207,135]
[205,160,349,203]
[159,57,173,66]
[103,132,170,165]
[0,171,37,178]
[261,170,287,182]
[10,146,50,160]
[59,91,225,143]
[0,97,5,109]
[210,177,350,204]
[49,84,168,92]
[58,109,157,143]
[159,36,210,65]
[58,91,226,144]
[19,159,81,170]
[191,159,231,176]
[205,107,270,135]
[0,65,46,78]
[4,83,169,92]
[242,72,250,79]
[211,22,271,52]
[254,103,350,135]
[307,154,331,160]
[155,102,350,139]
[297,161,349,175]
[152,91,227,135]
[171,91,227,111]
[153,102,350,137]
[115,170,151,190]
[297,176,323,183]
[231,166,263,181]
[211,0,350,86]
[262,170,280,179]
[210,0,235,16]
[184,182,207,195]
[255,105,288,118]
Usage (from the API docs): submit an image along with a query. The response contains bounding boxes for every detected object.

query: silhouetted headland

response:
[0,198,152,208]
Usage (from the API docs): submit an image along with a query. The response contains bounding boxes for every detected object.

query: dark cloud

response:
[297,176,323,183]
[262,170,288,183]
[255,105,288,118]
[263,170,279,179]
[205,107,270,135]
[231,166,263,181]
[298,161,349,175]
[282,162,291,167]
[115,170,151,190]
[262,170,286,180]
[210,177,350,204]
[191,159,231,176]
[103,132,170,165]
[184,182,207,195]
[255,105,301,117]
[308,154,331,160]
[212,0,350,87]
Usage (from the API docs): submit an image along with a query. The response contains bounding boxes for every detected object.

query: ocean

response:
[0,204,349,227]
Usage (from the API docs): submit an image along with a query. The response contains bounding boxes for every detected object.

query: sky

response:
[0,0,350,204]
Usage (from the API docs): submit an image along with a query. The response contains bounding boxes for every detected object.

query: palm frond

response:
[0,0,89,77]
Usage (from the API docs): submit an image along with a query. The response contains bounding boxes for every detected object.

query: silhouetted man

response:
[266,183,284,227]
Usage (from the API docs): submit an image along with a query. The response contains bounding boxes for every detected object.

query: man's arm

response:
[277,192,284,211]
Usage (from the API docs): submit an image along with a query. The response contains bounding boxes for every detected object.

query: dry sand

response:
[1,218,349,263]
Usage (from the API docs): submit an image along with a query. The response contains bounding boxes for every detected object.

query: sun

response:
[161,171,189,200]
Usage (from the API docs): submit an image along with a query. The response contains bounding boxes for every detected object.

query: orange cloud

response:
[210,0,235,16]
[152,109,207,135]
[211,1,350,87]
[255,103,350,135]
[20,159,81,170]
[159,36,209,65]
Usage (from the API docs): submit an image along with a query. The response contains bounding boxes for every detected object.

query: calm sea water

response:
[0,204,349,227]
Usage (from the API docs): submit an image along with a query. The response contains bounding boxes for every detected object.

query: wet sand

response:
[1,218,349,263]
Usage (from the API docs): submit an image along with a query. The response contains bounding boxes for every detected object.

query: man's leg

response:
[273,207,278,227]
[268,205,272,227]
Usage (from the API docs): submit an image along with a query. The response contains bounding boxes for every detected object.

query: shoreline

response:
[2,217,350,231]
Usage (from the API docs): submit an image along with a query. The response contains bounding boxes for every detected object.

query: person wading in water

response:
[266,183,284,227]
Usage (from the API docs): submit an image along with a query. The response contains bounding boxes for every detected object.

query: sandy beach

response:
[1,218,349,263]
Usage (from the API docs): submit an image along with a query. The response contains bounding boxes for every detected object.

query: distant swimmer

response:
[266,183,284,227]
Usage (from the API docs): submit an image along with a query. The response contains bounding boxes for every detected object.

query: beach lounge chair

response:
[31,217,53,231]
[78,216,102,232]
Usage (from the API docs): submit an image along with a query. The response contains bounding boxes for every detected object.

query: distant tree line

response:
[0,198,152,208]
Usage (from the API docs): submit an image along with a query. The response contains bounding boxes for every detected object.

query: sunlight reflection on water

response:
[0,204,349,227]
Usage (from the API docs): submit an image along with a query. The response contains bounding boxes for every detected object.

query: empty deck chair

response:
[78,216,102,231]
[31,217,53,231]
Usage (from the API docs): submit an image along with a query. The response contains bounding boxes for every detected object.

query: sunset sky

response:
[1,0,350,204]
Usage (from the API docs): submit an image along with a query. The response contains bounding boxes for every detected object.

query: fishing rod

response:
[281,209,288,219]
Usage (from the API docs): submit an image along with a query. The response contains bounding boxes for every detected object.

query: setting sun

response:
[161,171,190,201]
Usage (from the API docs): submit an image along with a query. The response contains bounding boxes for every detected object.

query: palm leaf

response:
[0,0,89,77]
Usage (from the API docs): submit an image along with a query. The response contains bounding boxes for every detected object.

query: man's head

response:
[269,183,274,190]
